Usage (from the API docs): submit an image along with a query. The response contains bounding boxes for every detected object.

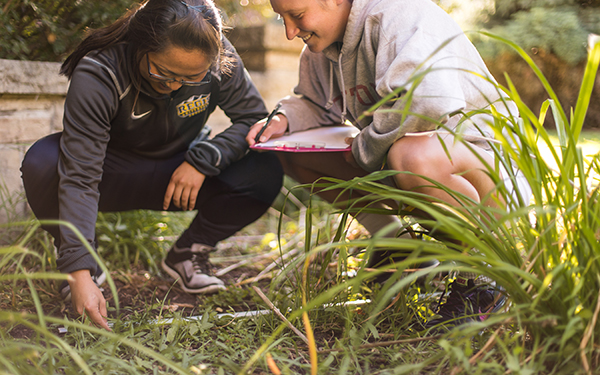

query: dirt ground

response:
[2,233,280,340]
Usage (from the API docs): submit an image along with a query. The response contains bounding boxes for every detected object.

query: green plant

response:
[0,0,137,62]
[96,210,194,274]
[2,29,600,375]
[0,216,301,375]
[472,0,600,66]
[475,5,591,65]
[238,33,600,373]
[0,0,274,62]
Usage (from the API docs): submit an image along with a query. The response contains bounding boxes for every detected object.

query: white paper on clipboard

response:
[251,125,360,152]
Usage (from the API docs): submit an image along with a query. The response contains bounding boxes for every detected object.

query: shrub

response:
[0,0,137,62]
[475,0,600,66]
[477,6,590,65]
[0,0,274,62]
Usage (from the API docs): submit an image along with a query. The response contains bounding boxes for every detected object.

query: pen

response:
[254,102,282,143]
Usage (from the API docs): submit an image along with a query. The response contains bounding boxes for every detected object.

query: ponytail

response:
[60,0,231,80]
[60,5,140,78]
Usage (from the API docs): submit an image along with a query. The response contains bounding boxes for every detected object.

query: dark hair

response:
[60,0,231,81]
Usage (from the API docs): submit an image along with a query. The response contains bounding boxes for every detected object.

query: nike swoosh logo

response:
[131,110,151,120]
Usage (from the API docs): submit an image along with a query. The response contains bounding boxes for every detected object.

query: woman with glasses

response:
[21,0,283,330]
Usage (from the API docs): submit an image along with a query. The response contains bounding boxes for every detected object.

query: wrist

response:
[68,269,93,285]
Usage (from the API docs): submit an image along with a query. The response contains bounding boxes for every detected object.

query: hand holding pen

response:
[254,103,282,142]
[247,103,287,146]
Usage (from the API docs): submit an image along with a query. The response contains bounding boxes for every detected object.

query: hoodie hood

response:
[322,0,370,61]
[320,0,373,123]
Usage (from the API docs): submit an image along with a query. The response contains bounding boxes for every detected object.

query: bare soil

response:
[2,240,273,339]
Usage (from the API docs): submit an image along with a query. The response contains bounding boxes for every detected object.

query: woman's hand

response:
[342,137,360,168]
[163,161,206,211]
[69,269,111,331]
[246,114,288,147]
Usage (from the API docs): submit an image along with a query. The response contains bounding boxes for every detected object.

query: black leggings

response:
[21,133,283,252]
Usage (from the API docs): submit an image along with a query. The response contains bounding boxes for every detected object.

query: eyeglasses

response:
[146,54,211,87]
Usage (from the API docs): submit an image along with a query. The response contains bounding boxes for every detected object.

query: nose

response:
[166,80,183,91]
[283,19,299,41]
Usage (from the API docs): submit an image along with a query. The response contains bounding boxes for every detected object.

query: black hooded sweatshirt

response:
[56,38,267,274]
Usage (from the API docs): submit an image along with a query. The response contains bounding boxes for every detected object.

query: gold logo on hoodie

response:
[177,94,211,118]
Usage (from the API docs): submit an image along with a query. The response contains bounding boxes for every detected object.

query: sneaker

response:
[425,276,506,329]
[59,267,107,302]
[161,243,225,294]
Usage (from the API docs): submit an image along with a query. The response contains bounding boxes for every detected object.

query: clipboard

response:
[250,125,360,152]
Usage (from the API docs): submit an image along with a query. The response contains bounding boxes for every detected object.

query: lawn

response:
[3,31,600,372]
[1,128,599,374]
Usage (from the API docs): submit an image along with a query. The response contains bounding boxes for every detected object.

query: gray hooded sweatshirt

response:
[278,0,517,172]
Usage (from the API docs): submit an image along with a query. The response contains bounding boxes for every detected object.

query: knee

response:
[246,151,284,202]
[21,133,60,186]
[387,138,446,188]
[387,139,431,174]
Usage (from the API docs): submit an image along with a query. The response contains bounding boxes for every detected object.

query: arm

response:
[57,57,116,273]
[350,4,511,172]
[351,14,474,171]
[57,56,118,329]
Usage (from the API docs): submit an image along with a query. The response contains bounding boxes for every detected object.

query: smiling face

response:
[140,44,212,94]
[270,0,351,53]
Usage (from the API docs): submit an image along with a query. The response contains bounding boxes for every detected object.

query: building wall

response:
[0,23,303,222]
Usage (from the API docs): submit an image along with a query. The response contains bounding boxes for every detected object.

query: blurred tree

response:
[466,0,600,129]
[0,0,137,62]
[219,0,275,26]
[0,0,274,62]
[474,0,600,65]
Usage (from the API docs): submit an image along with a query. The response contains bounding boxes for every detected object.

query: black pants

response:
[21,133,283,252]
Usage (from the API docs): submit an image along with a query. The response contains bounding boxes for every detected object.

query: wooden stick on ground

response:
[252,285,309,345]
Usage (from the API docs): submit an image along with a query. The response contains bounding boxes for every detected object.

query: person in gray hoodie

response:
[246,0,531,328]
[21,0,283,330]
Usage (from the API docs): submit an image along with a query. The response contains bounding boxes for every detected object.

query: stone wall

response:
[0,23,303,222]
[0,59,67,221]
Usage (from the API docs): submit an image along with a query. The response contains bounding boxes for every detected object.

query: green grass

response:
[1,34,600,374]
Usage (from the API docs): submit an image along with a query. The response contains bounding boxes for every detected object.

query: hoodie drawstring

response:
[325,53,348,125]
[325,63,335,110]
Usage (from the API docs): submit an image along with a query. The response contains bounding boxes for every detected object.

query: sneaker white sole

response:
[161,259,226,294]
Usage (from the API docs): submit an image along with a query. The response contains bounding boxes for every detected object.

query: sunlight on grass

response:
[540,130,600,173]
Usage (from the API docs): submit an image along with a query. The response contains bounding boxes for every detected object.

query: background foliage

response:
[0,0,136,62]
[2,2,600,373]
[2,0,600,66]
[0,0,274,62]
[474,0,600,65]
[461,0,600,130]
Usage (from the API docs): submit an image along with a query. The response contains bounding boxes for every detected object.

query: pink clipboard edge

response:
[250,144,351,153]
